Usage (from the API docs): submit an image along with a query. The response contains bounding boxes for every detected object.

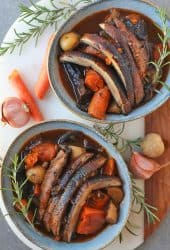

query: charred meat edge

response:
[82,46,107,61]
[63,176,121,242]
[39,148,70,220]
[43,197,59,231]
[81,33,135,106]
[113,17,148,77]
[43,152,93,230]
[60,51,131,114]
[50,155,107,236]
[124,14,148,41]
[100,23,144,104]
[63,63,93,112]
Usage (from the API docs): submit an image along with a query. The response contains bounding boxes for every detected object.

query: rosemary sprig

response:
[131,174,160,224]
[3,155,35,228]
[149,8,170,88]
[96,123,159,240]
[95,123,142,153]
[0,0,95,56]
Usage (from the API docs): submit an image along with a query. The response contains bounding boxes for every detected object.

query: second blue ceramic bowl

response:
[1,120,131,250]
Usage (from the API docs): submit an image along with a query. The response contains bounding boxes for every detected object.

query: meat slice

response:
[124,14,148,41]
[114,18,148,77]
[63,176,121,242]
[63,63,93,112]
[55,152,94,194]
[43,196,60,232]
[83,46,107,62]
[38,147,70,220]
[60,51,131,114]
[100,23,144,104]
[43,152,93,230]
[81,34,135,106]
[50,155,106,236]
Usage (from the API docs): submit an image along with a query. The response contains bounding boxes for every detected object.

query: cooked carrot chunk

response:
[103,158,116,176]
[25,152,38,169]
[88,86,111,120]
[77,206,106,235]
[85,69,104,92]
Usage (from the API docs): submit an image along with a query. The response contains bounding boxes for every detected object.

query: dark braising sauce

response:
[59,9,169,106]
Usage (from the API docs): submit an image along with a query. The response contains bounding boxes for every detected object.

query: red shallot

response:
[129,151,161,179]
[1,97,30,128]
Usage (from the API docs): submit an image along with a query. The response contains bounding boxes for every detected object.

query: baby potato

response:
[107,187,124,204]
[141,133,165,158]
[60,32,80,51]
[106,201,118,224]
[69,145,86,160]
[26,165,46,184]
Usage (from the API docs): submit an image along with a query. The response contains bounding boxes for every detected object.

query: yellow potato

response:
[141,133,165,158]
[60,32,80,51]
[26,165,46,184]
[107,187,124,204]
[69,145,86,160]
[106,201,118,224]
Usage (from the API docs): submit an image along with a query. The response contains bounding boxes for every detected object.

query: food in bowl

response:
[13,129,124,243]
[58,8,169,120]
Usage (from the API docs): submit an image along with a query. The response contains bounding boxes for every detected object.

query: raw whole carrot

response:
[76,206,106,235]
[9,69,44,122]
[34,34,55,99]
[88,86,111,120]
[85,69,104,92]
[103,158,116,176]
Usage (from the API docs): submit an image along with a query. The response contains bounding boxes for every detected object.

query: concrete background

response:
[0,0,169,249]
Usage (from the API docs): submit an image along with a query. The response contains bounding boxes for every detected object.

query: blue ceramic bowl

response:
[48,0,170,124]
[1,120,131,250]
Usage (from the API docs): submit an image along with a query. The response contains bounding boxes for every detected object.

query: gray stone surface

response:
[0,0,169,250]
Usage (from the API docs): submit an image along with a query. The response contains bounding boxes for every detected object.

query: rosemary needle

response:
[2,155,35,228]
[0,0,95,56]
[149,8,170,88]
[95,123,142,153]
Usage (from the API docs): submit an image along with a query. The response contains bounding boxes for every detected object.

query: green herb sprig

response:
[0,0,95,56]
[2,155,35,228]
[95,123,142,153]
[130,174,160,224]
[149,7,170,90]
[95,123,160,240]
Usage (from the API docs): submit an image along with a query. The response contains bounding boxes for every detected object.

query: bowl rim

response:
[48,0,170,124]
[0,119,131,250]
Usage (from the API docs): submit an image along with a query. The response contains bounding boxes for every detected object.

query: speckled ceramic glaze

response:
[1,120,131,250]
[48,0,170,124]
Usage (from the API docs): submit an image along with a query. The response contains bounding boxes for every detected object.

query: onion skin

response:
[1,97,30,128]
[129,152,161,180]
